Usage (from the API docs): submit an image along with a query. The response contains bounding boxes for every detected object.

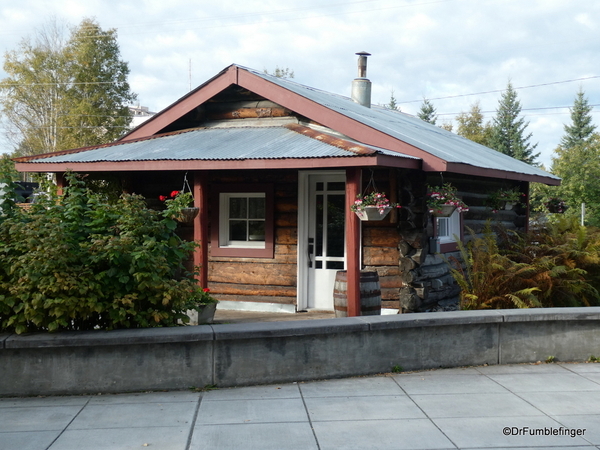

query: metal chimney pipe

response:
[351,51,372,108]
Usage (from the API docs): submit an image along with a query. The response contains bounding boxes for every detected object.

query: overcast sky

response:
[1,0,599,167]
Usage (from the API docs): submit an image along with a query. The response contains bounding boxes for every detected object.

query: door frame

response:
[297,170,347,311]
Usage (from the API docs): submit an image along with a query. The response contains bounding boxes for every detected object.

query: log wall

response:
[207,170,299,305]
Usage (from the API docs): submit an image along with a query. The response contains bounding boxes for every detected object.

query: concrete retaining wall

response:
[2,308,600,396]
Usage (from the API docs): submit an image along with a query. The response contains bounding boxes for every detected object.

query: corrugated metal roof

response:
[241,66,559,182]
[34,125,418,164]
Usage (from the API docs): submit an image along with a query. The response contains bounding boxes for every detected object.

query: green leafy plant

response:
[0,169,204,334]
[427,183,469,215]
[159,190,194,210]
[545,356,556,363]
[446,225,542,310]
[391,365,403,373]
[446,221,600,310]
[486,187,525,212]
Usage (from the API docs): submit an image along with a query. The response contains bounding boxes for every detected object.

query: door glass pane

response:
[315,194,323,257]
[316,182,324,192]
[229,197,247,219]
[328,182,345,191]
[326,261,344,270]
[248,197,265,219]
[229,220,247,240]
[327,194,345,257]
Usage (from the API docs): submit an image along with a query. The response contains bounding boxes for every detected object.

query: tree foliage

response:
[455,101,494,146]
[417,98,437,125]
[0,18,136,157]
[0,163,203,334]
[488,81,539,164]
[386,89,400,111]
[560,88,596,149]
[550,133,600,226]
[265,66,294,79]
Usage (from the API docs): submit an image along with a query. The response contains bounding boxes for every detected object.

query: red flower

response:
[159,195,167,201]
[203,288,210,293]
[170,190,179,198]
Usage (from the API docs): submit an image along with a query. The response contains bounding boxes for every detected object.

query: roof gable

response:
[120,64,558,185]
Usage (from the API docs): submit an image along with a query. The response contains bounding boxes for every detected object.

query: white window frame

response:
[219,192,266,249]
[436,209,461,244]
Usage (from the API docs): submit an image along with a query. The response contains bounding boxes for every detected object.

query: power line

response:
[399,76,600,104]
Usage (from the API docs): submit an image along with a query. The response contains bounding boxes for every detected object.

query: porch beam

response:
[345,168,361,317]
[193,172,209,288]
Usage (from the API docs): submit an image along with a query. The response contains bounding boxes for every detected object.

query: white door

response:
[305,173,346,310]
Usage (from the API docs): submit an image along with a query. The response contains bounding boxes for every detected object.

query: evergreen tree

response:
[560,88,596,149]
[417,98,437,124]
[489,81,539,164]
[456,101,494,146]
[387,89,400,111]
[0,18,136,156]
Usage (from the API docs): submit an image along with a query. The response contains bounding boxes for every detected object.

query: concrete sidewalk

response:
[1,362,599,450]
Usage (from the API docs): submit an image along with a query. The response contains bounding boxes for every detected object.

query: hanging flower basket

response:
[486,187,525,213]
[427,183,468,217]
[176,206,200,223]
[351,191,400,221]
[431,204,456,217]
[159,189,196,223]
[355,206,392,221]
[545,197,568,214]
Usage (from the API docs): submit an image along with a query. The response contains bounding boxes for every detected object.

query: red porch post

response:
[346,168,361,317]
[192,172,209,287]
[55,173,65,196]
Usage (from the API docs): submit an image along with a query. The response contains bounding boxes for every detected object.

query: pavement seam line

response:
[45,396,91,450]
[297,383,321,450]
[390,373,461,449]
[185,393,203,450]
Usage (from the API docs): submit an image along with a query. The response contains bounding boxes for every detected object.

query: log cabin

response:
[14,54,560,315]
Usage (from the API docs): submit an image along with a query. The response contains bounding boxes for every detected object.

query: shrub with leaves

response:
[446,221,600,310]
[0,167,201,334]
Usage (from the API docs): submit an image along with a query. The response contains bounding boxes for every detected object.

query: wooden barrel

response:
[333,271,381,317]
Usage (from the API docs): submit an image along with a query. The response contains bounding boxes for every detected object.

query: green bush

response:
[447,221,600,310]
[0,162,204,334]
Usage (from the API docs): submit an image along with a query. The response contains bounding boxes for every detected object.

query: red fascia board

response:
[14,154,420,174]
[122,66,238,141]
[444,162,561,186]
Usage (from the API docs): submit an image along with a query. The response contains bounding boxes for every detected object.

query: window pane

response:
[328,182,345,191]
[437,218,449,237]
[229,197,247,219]
[229,220,247,241]
[327,194,345,257]
[315,194,323,257]
[316,182,324,192]
[248,197,265,219]
[326,261,344,270]
[248,221,265,241]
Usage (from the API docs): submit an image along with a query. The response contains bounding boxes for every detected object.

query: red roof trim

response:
[15,154,421,173]
[122,65,238,141]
